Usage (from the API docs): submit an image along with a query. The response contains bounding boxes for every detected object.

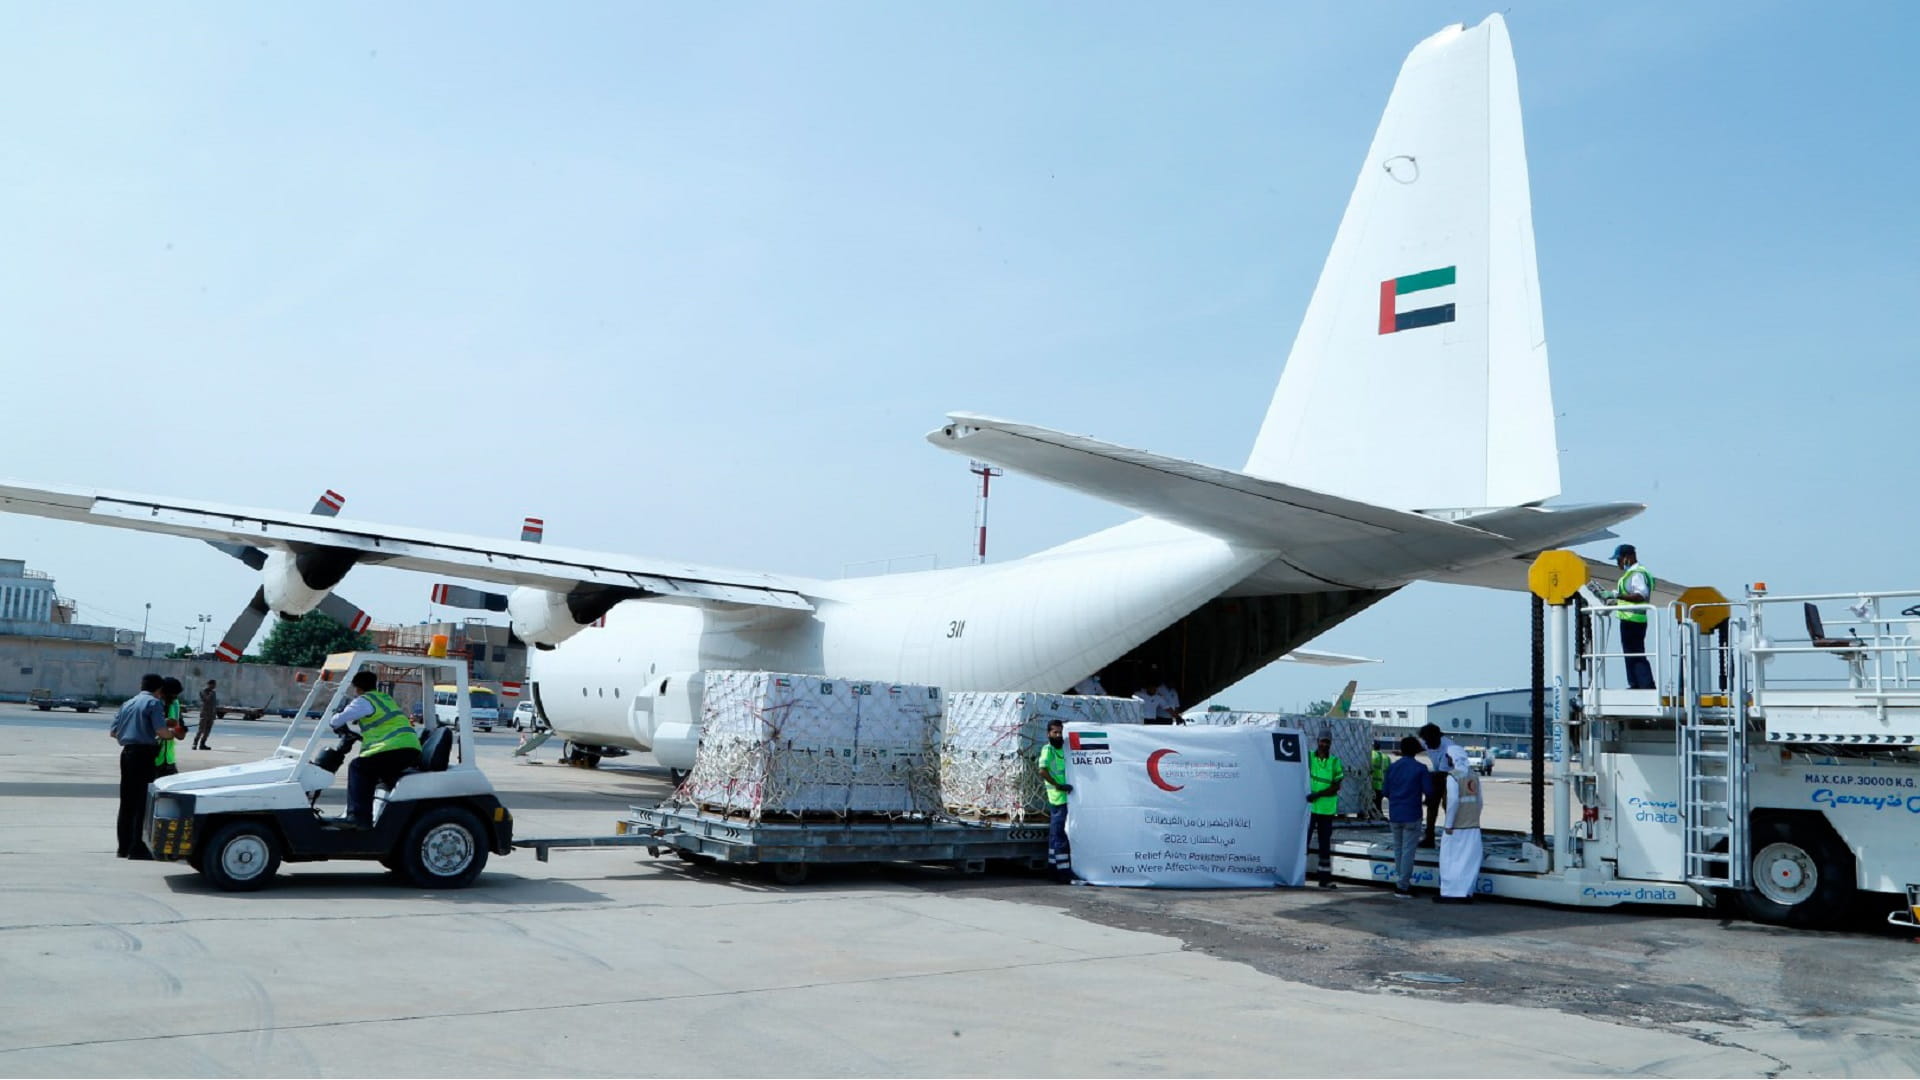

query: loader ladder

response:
[1679,622,1750,891]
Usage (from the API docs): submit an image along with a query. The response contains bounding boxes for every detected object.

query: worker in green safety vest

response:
[1037,718,1073,882]
[328,670,423,829]
[1369,747,1390,819]
[154,677,187,778]
[1306,732,1345,888]
[1600,543,1657,689]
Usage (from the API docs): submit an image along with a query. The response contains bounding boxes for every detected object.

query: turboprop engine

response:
[207,489,372,661]
[505,586,625,649]
[260,548,356,617]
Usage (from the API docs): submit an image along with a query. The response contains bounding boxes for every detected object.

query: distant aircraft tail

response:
[1330,679,1359,719]
[1244,14,1559,513]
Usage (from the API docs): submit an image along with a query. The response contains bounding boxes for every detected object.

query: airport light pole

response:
[969,461,1002,565]
[142,602,151,655]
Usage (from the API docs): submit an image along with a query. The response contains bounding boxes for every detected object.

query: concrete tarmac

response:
[1,705,1914,1077]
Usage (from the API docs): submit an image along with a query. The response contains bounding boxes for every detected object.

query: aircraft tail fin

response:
[1244,14,1559,513]
[1330,679,1358,719]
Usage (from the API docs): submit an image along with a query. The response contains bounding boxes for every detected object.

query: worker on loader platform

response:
[329,671,422,829]
[1369,744,1390,819]
[1600,543,1657,690]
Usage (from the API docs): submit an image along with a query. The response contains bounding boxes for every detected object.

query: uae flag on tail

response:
[1378,265,1456,334]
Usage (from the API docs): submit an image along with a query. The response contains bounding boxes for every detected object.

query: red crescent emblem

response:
[1146,748,1183,792]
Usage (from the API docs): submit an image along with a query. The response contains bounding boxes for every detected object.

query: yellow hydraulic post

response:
[1529,551,1586,870]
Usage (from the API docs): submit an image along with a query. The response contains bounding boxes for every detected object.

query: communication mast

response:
[969,461,1003,564]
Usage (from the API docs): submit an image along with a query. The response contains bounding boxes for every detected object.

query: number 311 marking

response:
[946,620,966,639]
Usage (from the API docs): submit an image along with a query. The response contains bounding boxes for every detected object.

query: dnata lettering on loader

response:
[1626,796,1681,824]
[0,15,1654,780]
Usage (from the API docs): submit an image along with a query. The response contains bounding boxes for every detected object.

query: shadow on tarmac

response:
[0,781,122,799]
[159,868,612,905]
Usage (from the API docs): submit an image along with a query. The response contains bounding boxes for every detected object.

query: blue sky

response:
[2,2,1916,709]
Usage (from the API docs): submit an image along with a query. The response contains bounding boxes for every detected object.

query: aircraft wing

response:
[1280,649,1381,667]
[0,479,815,612]
[927,414,1499,547]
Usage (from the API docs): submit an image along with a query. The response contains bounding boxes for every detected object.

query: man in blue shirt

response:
[1383,736,1430,898]
[110,673,176,859]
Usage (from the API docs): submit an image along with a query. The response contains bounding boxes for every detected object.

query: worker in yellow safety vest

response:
[1037,718,1073,882]
[1601,543,1657,689]
[154,677,187,777]
[1307,732,1345,888]
[328,671,423,829]
[1369,746,1390,819]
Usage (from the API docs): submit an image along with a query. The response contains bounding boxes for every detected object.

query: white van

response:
[434,684,501,732]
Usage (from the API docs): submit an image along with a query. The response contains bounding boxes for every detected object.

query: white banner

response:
[1063,723,1309,888]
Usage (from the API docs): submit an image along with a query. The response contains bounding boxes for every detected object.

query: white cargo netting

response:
[679,671,943,819]
[1186,711,1375,816]
[941,692,1147,822]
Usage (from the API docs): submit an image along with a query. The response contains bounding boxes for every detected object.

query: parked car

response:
[512,701,542,732]
[1466,749,1495,776]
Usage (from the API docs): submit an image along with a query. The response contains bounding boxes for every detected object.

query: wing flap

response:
[0,479,814,612]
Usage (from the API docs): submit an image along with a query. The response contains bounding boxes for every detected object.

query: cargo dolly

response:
[517,803,1051,885]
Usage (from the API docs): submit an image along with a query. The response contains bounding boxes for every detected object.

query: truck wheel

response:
[769,863,810,886]
[201,821,281,892]
[35,704,51,711]
[1739,816,1856,928]
[399,806,489,889]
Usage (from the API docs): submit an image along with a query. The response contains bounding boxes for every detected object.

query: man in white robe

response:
[1436,764,1484,903]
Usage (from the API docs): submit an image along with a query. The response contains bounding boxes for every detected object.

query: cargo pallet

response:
[516,803,1051,884]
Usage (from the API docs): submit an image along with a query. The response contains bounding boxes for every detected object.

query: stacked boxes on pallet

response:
[680,671,943,819]
[1185,711,1376,816]
[941,692,1148,822]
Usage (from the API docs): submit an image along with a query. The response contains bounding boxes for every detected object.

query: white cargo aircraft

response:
[0,15,1655,759]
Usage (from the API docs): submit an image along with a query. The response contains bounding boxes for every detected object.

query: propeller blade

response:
[430,583,510,612]
[311,489,346,517]
[206,541,268,570]
[316,593,373,634]
[521,517,544,543]
[213,588,272,662]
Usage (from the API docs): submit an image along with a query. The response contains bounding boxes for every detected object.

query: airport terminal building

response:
[1350,688,1533,754]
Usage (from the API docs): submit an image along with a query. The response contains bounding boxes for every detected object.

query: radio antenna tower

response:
[969,461,1003,564]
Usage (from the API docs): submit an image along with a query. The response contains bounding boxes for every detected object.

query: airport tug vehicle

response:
[146,652,513,891]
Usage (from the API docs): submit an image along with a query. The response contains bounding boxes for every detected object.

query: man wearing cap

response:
[1600,544,1657,690]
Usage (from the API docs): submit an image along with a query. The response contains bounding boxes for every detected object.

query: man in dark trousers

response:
[1600,543,1657,690]
[194,679,219,750]
[110,674,177,859]
[328,671,422,829]
[1418,722,1468,848]
[1306,731,1345,888]
[1037,718,1073,882]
